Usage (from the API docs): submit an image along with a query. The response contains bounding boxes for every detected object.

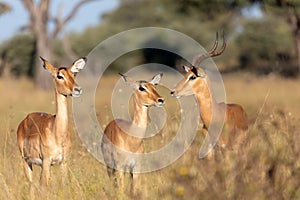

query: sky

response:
[0,0,119,42]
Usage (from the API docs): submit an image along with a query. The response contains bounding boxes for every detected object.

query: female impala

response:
[101,73,164,194]
[171,32,248,155]
[17,57,86,187]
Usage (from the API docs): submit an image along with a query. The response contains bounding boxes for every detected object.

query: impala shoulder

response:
[25,112,55,128]
[105,119,129,131]
[27,112,53,118]
[227,103,246,112]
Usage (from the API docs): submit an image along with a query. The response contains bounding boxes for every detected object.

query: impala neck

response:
[194,82,218,129]
[54,89,69,144]
[132,94,148,128]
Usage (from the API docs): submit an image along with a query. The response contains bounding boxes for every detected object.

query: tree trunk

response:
[21,0,95,89]
[35,35,52,90]
[31,0,53,89]
[284,1,300,76]
[294,34,300,76]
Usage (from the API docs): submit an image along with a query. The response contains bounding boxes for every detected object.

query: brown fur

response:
[171,67,248,154]
[101,74,164,194]
[171,66,248,155]
[171,33,248,156]
[17,57,86,187]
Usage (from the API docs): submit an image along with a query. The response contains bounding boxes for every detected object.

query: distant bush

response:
[0,34,35,77]
[235,16,295,76]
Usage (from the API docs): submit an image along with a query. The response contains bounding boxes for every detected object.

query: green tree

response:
[236,16,294,75]
[252,0,300,74]
[0,34,35,77]
[70,0,248,72]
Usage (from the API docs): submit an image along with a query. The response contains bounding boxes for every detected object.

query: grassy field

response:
[0,73,300,199]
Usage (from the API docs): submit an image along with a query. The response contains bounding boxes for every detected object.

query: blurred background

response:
[0,0,298,88]
[1,1,300,199]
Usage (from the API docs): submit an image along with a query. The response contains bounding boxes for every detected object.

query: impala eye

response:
[189,75,197,80]
[57,74,64,80]
[139,86,146,92]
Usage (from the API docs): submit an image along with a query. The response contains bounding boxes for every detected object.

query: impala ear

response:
[119,73,138,89]
[183,65,192,73]
[40,56,56,75]
[149,73,163,85]
[70,57,87,73]
[196,68,206,78]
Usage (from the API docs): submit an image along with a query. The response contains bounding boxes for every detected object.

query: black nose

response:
[170,91,174,95]
[74,87,81,93]
[158,98,164,104]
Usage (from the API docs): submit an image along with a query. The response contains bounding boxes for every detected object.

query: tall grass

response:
[0,74,299,199]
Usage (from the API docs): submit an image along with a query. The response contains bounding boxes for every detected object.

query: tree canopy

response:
[0,0,298,80]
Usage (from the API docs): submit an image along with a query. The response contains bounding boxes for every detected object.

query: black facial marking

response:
[58,67,67,71]
[191,66,198,77]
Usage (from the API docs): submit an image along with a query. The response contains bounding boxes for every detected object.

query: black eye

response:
[189,75,196,80]
[57,75,64,80]
[139,86,146,92]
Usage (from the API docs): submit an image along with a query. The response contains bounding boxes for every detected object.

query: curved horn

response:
[192,31,226,67]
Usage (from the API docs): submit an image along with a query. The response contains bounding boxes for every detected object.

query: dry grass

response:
[0,73,300,199]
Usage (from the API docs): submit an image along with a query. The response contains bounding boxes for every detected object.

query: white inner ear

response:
[197,68,206,78]
[183,66,191,73]
[127,81,139,90]
[150,73,162,85]
[120,75,138,89]
[71,58,86,73]
[198,73,206,78]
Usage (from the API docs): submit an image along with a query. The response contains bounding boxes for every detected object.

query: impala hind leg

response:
[116,170,125,193]
[107,166,126,196]
[129,166,135,195]
[107,167,118,188]
[23,160,33,183]
[129,160,141,196]
[23,160,35,199]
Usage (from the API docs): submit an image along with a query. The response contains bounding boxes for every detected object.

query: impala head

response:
[40,56,87,97]
[171,32,226,98]
[119,73,165,108]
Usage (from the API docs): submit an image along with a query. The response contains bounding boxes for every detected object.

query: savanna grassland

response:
[0,73,299,200]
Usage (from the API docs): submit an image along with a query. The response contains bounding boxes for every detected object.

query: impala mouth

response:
[71,93,80,98]
[145,101,165,108]
[170,91,181,99]
[155,103,164,107]
[71,91,82,97]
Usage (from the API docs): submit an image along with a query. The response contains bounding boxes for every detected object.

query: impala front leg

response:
[23,160,35,199]
[202,128,215,160]
[40,159,51,187]
[61,161,68,186]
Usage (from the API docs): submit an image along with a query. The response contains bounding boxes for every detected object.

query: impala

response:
[17,57,86,187]
[101,73,164,194]
[171,32,248,156]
